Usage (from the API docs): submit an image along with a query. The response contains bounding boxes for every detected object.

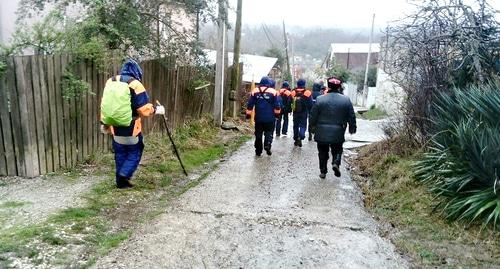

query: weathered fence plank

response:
[0,114,6,176]
[38,55,53,172]
[7,58,24,176]
[53,55,67,168]
[66,55,78,165]
[46,55,60,171]
[83,61,94,157]
[91,62,98,153]
[62,55,74,166]
[78,60,87,161]
[96,66,104,151]
[0,60,17,175]
[99,67,106,150]
[15,57,38,177]
[31,56,47,175]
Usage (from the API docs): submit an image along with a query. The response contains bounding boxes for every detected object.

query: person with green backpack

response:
[100,59,165,189]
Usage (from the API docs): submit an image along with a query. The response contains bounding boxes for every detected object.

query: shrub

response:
[325,64,351,83]
[414,82,500,228]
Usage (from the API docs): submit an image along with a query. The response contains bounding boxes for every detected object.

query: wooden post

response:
[213,0,226,126]
[283,21,291,82]
[230,0,243,118]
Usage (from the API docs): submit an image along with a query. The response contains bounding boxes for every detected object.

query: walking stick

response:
[156,101,188,176]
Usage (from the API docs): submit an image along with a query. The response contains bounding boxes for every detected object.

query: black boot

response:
[264,144,272,156]
[332,164,341,177]
[116,176,133,189]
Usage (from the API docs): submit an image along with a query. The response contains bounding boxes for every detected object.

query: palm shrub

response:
[414,82,500,228]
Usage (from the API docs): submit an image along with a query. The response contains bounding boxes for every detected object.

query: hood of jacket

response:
[120,59,143,81]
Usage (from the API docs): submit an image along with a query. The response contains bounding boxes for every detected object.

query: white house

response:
[204,50,278,83]
[326,43,381,71]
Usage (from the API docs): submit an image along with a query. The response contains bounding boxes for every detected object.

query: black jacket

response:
[309,92,356,144]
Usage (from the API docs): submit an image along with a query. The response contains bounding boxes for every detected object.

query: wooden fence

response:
[0,55,215,177]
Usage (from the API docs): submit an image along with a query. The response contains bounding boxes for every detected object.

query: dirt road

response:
[93,119,406,269]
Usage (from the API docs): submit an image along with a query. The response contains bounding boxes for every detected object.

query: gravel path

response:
[92,119,407,269]
[0,174,105,230]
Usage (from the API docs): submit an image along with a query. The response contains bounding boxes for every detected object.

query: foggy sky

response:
[227,0,417,29]
[227,0,500,30]
[0,0,21,44]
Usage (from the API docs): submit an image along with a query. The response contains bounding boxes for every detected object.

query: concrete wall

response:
[343,83,359,105]
[367,87,377,108]
[343,84,377,108]
[374,68,405,115]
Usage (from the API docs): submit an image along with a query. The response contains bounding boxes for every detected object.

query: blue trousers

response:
[275,112,289,135]
[255,122,274,153]
[113,135,144,183]
[293,113,308,140]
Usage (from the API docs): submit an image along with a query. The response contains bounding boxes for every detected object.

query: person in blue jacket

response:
[276,81,292,137]
[291,78,313,147]
[246,76,281,156]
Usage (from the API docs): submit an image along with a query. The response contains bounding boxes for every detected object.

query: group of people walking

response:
[246,76,357,179]
[101,59,357,188]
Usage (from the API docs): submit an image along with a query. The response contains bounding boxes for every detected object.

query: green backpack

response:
[100,77,133,127]
[292,92,305,113]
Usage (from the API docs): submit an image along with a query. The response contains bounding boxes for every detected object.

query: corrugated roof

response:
[330,43,381,53]
[204,50,278,83]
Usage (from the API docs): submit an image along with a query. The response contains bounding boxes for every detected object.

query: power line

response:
[261,23,277,48]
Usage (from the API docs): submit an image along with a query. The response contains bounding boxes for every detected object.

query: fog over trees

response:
[200,24,382,61]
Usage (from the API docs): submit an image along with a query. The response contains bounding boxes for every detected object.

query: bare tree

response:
[382,0,499,143]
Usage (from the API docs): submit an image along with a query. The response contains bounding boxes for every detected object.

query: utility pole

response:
[230,0,243,118]
[0,1,4,44]
[214,0,227,125]
[282,21,291,82]
[362,13,375,107]
[223,18,230,116]
[290,34,295,86]
[195,9,200,41]
[155,4,161,58]
[346,48,350,70]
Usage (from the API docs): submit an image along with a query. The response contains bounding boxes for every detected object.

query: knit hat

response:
[297,78,306,88]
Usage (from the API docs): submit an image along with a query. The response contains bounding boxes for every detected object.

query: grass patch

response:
[49,208,99,223]
[0,201,30,209]
[94,230,131,255]
[0,224,63,264]
[357,106,388,120]
[353,137,500,268]
[0,117,250,268]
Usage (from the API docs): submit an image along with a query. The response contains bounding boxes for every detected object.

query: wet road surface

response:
[93,119,406,269]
